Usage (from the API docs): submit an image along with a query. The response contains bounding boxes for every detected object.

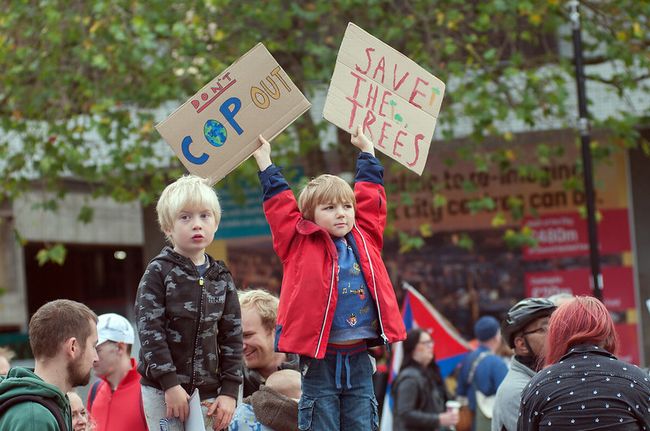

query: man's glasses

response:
[522,325,548,336]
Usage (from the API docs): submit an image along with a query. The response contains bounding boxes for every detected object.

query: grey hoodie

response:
[491,357,535,431]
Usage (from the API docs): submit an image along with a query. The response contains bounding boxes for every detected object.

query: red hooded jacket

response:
[259,153,406,359]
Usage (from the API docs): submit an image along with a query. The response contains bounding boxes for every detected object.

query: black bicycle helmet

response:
[502,298,556,348]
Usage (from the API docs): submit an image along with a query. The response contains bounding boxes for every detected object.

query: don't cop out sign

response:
[156,44,311,185]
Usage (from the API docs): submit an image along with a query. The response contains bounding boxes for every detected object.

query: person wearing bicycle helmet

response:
[491,298,556,431]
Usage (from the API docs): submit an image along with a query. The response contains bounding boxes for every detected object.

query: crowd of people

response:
[389,295,650,431]
[3,293,649,430]
[1,125,649,431]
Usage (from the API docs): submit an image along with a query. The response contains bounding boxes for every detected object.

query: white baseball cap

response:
[96,313,135,346]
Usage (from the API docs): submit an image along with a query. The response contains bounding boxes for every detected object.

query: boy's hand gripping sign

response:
[156,44,311,184]
[323,23,445,175]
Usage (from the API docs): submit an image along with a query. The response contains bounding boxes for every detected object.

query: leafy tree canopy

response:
[1,0,648,256]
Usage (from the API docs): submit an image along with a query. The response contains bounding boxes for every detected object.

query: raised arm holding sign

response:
[323,23,446,175]
[252,123,406,431]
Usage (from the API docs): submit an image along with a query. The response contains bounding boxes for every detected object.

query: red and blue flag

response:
[380,282,471,430]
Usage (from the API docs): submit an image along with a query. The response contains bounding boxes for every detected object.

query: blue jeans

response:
[298,344,379,431]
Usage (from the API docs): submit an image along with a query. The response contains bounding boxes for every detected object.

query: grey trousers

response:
[141,385,215,431]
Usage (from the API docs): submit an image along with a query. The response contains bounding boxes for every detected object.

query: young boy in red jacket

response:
[253,125,406,430]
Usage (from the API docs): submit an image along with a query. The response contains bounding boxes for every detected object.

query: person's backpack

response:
[86,378,147,425]
[0,394,66,430]
[87,379,103,412]
[456,351,491,431]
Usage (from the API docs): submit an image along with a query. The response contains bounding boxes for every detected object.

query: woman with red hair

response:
[517,296,650,430]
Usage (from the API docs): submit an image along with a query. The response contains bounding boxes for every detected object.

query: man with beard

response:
[491,298,556,431]
[0,299,98,430]
[239,290,298,397]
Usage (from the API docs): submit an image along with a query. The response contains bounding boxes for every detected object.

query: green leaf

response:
[48,244,67,265]
[400,193,414,206]
[13,228,27,246]
[432,193,447,208]
[398,232,425,253]
[483,48,497,61]
[36,244,68,266]
[457,233,474,251]
[491,212,507,227]
[77,205,94,224]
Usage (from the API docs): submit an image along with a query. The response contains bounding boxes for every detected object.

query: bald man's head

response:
[265,369,301,400]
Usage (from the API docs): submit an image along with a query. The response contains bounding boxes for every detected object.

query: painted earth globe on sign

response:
[204,119,227,147]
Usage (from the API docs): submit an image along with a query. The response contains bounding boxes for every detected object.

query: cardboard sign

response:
[323,23,445,175]
[156,44,311,184]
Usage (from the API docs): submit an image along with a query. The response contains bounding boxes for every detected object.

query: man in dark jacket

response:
[0,300,98,430]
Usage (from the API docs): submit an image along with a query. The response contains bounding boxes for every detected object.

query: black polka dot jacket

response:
[518,344,650,430]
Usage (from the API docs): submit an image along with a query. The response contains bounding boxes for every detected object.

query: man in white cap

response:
[87,313,147,431]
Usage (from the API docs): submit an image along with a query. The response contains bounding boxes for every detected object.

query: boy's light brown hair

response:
[297,174,356,221]
[156,174,221,242]
[238,289,279,333]
[29,299,98,359]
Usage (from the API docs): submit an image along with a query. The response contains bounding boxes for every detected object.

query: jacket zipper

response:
[354,225,388,345]
[105,393,112,430]
[189,275,205,393]
[315,255,337,358]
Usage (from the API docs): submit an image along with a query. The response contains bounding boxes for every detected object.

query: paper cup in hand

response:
[446,400,461,413]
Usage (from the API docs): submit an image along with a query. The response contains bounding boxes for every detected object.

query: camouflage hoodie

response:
[135,247,243,400]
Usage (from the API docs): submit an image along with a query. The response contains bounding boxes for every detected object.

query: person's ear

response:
[64,337,78,359]
[514,336,529,355]
[116,342,127,354]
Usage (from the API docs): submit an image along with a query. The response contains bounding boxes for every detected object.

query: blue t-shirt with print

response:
[329,237,378,342]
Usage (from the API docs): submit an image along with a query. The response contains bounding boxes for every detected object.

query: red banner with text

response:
[523,209,631,260]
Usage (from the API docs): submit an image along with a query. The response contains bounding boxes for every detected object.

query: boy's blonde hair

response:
[238,289,279,333]
[156,175,221,240]
[297,174,356,221]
